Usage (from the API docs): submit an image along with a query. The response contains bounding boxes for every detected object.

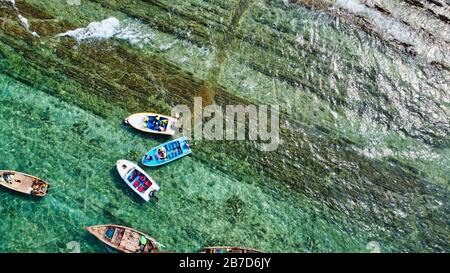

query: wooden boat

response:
[84,224,160,253]
[142,136,191,167]
[116,160,160,202]
[124,112,178,136]
[0,170,49,196]
[201,246,262,253]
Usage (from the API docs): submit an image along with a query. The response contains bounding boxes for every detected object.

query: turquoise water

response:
[0,74,376,252]
[0,0,449,252]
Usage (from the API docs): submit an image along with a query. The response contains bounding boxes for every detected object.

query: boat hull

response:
[142,136,191,167]
[84,224,159,253]
[0,170,49,196]
[125,113,177,136]
[116,160,160,202]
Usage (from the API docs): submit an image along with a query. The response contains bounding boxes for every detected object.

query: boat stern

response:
[165,117,178,135]
[142,185,160,201]
[180,137,192,154]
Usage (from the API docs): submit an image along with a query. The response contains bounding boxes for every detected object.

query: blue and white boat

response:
[124,112,178,136]
[142,137,191,167]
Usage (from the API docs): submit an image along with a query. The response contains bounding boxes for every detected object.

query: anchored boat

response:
[0,170,49,196]
[84,224,160,253]
[124,112,178,136]
[116,160,160,202]
[142,136,191,167]
[201,246,262,253]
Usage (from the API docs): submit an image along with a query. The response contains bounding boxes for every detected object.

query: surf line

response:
[2,0,39,37]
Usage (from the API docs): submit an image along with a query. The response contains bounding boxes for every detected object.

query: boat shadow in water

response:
[109,167,159,206]
[0,185,47,201]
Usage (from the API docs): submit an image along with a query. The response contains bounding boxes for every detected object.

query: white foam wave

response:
[2,0,16,9]
[115,23,155,48]
[18,14,39,37]
[2,0,39,37]
[57,17,121,41]
[334,0,449,65]
[159,41,177,51]
[56,17,155,48]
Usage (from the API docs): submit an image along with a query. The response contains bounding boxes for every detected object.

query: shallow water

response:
[0,0,448,252]
[0,73,374,252]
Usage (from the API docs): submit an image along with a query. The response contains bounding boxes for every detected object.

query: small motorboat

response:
[0,170,49,196]
[124,113,178,136]
[142,136,191,167]
[84,224,160,253]
[116,160,160,202]
[201,246,262,253]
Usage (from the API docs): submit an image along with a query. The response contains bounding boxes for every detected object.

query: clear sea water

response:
[0,0,448,252]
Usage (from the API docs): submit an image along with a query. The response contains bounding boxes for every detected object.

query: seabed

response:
[0,0,448,253]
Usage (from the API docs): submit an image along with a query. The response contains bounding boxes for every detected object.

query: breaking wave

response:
[56,17,155,48]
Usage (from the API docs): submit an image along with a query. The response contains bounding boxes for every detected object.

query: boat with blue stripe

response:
[142,136,191,167]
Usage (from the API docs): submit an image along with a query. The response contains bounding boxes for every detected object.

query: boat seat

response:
[111,229,124,245]
[119,230,140,252]
[127,170,139,182]
[138,186,145,192]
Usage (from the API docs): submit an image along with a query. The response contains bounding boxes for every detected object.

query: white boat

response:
[116,160,160,202]
[124,113,177,136]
